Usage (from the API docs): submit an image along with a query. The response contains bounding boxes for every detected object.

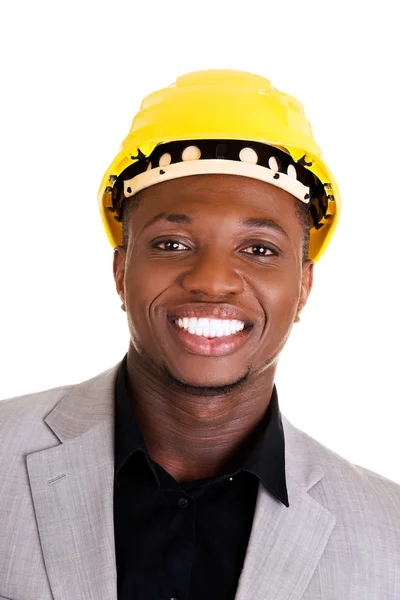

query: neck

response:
[125,346,277,482]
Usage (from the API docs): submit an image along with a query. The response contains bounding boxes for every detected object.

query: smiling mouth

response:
[168,318,252,357]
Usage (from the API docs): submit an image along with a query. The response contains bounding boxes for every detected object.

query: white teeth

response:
[174,317,246,338]
[200,318,210,337]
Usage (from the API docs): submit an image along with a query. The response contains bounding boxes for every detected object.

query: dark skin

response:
[113,174,314,482]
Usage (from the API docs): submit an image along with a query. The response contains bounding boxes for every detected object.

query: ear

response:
[295,259,314,323]
[113,246,127,312]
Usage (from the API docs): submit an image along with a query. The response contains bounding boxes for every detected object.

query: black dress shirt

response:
[114,354,289,600]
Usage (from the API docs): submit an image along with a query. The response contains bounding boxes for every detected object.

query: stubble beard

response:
[159,362,251,397]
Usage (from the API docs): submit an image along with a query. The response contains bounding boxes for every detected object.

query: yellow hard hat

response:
[98,69,340,262]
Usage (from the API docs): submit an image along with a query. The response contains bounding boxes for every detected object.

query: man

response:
[0,70,399,600]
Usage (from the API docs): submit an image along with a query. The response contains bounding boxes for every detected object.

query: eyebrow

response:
[142,212,288,238]
[240,217,289,239]
[142,213,191,231]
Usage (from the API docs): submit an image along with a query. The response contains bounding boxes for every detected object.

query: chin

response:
[160,363,250,396]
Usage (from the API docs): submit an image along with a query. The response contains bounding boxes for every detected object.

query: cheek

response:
[257,273,300,339]
[124,261,175,337]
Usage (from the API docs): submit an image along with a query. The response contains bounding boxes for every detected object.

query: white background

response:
[1,0,399,483]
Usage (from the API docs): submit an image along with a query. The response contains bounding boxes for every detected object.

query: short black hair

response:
[294,199,311,262]
[122,192,311,262]
[122,193,141,247]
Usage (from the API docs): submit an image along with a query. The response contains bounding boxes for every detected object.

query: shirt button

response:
[178,497,189,508]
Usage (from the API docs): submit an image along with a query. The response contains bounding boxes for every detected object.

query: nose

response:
[180,250,244,297]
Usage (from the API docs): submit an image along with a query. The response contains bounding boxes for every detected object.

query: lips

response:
[165,303,256,356]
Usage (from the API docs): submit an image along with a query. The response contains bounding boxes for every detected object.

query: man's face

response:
[114,174,313,390]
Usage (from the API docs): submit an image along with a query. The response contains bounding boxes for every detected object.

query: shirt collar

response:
[114,354,289,507]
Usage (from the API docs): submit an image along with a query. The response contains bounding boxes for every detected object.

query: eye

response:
[153,239,189,251]
[242,244,277,257]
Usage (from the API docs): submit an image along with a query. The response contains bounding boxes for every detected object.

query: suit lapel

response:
[27,365,119,600]
[235,416,336,600]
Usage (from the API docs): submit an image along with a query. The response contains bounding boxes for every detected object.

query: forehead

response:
[131,174,300,226]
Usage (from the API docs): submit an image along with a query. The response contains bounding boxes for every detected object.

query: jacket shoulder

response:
[285,418,400,518]
[309,427,398,489]
[0,364,119,452]
[0,383,74,417]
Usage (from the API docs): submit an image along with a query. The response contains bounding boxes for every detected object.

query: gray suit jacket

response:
[1,362,399,600]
